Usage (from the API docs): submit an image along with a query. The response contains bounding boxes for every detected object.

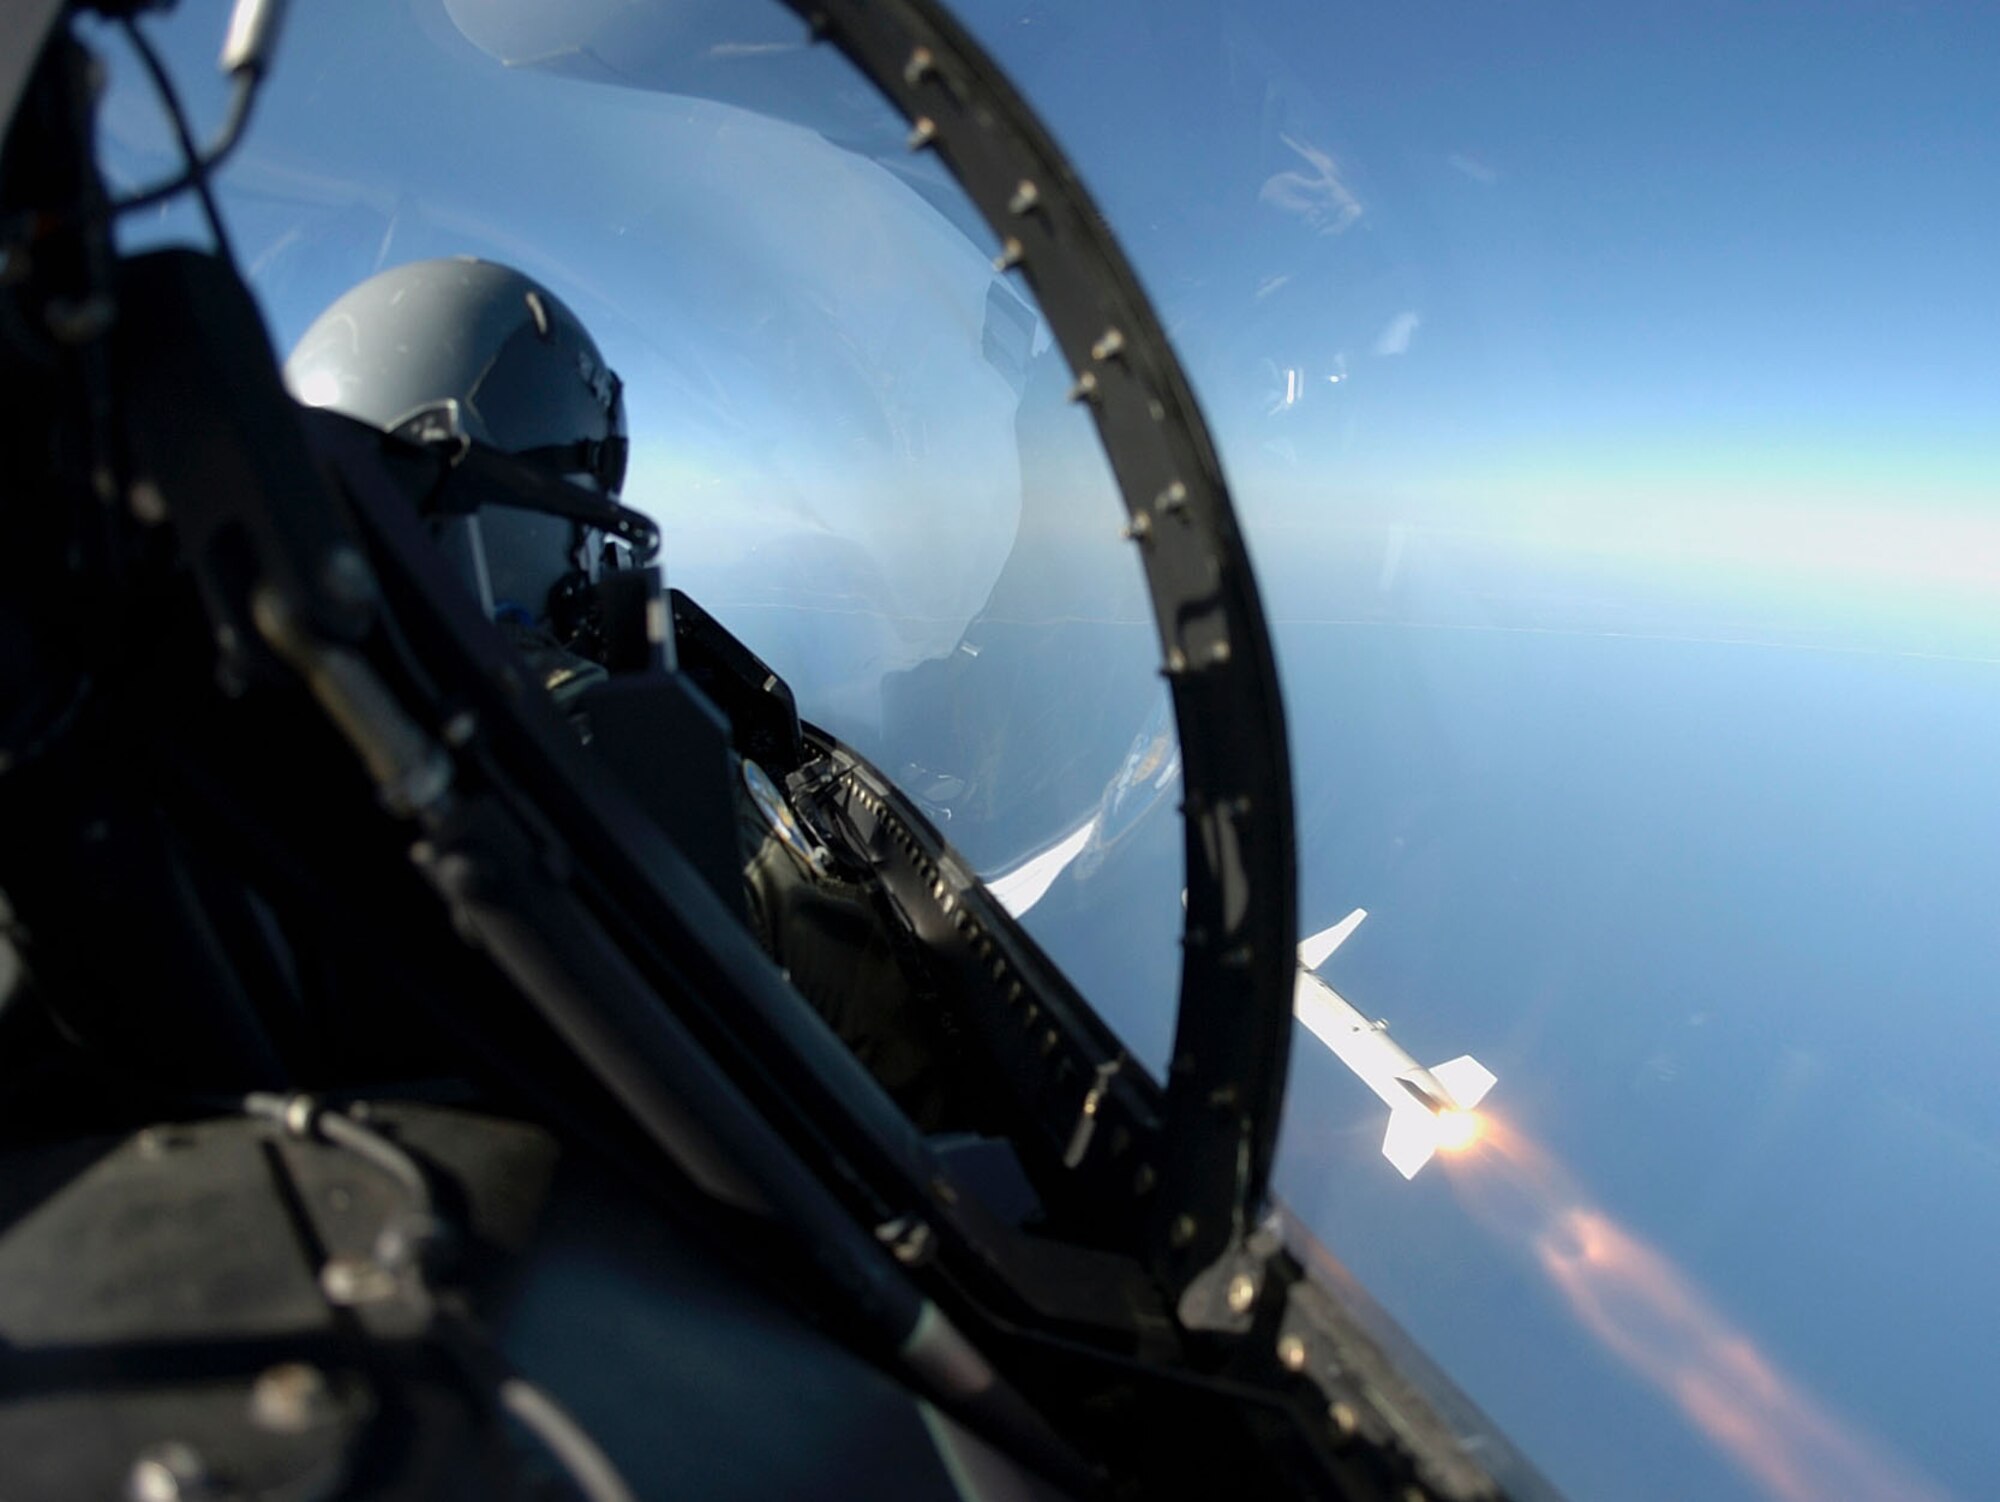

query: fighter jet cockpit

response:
[0,0,1502,1496]
[4,1,1995,1499]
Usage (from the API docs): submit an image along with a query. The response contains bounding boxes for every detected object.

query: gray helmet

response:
[284,257,634,628]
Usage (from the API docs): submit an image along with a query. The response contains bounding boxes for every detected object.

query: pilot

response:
[284,256,632,706]
[283,257,974,1129]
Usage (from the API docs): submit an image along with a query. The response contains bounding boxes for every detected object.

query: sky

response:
[101,2,2000,1498]
[938,5,2000,1498]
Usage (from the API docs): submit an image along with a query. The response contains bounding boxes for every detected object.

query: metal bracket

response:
[1175,1210,1284,1336]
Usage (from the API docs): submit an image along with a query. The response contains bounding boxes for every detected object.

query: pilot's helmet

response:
[283,257,630,629]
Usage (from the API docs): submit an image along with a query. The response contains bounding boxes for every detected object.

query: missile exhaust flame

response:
[1432,1107,1483,1153]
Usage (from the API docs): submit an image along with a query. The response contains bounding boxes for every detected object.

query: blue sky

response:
[956,6,2000,1498]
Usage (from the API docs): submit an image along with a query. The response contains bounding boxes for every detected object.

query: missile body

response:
[1294,910,1496,1179]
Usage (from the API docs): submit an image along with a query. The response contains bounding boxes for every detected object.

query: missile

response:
[1294,909,1497,1179]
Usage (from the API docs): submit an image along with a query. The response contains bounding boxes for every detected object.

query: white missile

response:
[1294,909,1496,1179]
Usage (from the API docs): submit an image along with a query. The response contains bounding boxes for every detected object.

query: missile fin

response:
[1430,1055,1497,1110]
[1382,1108,1437,1179]
[1299,908,1367,972]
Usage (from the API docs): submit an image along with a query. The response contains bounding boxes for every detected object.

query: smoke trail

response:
[1442,1119,1949,1502]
